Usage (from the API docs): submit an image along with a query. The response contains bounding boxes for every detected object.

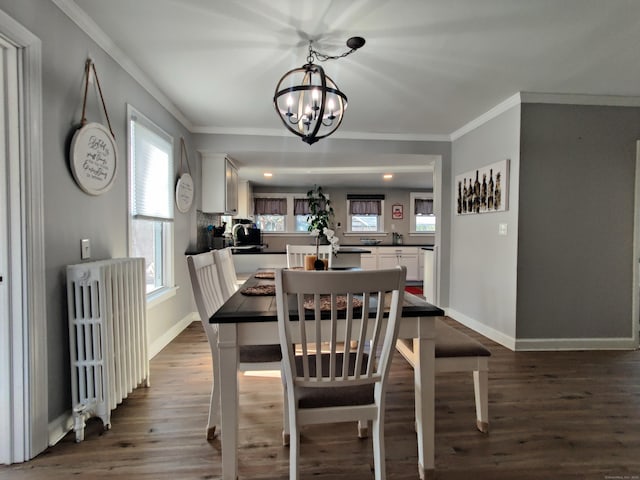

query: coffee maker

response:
[232,219,261,246]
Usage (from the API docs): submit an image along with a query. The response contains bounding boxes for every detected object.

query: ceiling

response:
[65,0,640,188]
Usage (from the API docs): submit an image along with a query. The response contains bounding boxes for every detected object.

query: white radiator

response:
[66,257,149,442]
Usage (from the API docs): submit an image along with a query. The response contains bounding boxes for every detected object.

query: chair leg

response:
[372,416,386,480]
[289,423,300,480]
[206,351,222,440]
[358,420,370,438]
[473,369,489,433]
[282,371,290,446]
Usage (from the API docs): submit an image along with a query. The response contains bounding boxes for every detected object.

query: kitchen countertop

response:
[186,244,434,256]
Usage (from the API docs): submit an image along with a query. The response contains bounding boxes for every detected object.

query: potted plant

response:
[306,185,334,240]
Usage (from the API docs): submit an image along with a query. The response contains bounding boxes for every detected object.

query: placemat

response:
[240,285,276,296]
[303,295,363,311]
[254,271,275,279]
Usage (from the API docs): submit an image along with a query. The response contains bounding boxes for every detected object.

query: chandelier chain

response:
[307,42,359,63]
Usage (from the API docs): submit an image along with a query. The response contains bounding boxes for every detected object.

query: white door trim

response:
[633,140,640,348]
[0,9,46,463]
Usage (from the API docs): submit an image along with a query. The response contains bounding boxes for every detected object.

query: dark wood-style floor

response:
[2,318,639,480]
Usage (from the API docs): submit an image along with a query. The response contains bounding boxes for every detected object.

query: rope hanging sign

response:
[70,59,118,196]
[175,137,194,213]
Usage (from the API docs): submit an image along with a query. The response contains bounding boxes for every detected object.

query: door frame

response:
[0,9,46,463]
[633,140,640,347]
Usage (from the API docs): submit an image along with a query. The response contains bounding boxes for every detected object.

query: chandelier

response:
[273,36,365,145]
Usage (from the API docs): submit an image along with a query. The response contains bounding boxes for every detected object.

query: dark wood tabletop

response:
[210,271,445,324]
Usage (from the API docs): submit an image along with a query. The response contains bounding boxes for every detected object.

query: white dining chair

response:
[186,252,283,440]
[286,244,333,269]
[213,247,242,299]
[275,266,406,480]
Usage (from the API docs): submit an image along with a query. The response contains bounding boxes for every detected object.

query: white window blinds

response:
[130,110,174,221]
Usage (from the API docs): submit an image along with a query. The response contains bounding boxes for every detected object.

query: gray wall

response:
[450,105,521,340]
[517,103,640,339]
[0,1,198,422]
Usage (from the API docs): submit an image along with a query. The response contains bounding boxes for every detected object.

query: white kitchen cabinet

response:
[377,247,420,281]
[360,248,378,270]
[201,154,238,214]
[237,180,253,218]
[423,249,436,305]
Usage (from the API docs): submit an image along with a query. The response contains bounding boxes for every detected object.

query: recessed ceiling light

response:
[383,174,393,180]
[263,172,273,178]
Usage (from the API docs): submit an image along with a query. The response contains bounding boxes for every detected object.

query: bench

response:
[395,319,491,433]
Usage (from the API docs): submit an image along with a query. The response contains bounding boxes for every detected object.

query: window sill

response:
[343,232,387,237]
[409,232,436,236]
[147,286,179,309]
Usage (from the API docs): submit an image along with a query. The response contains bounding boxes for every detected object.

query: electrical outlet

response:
[498,223,508,236]
[81,239,91,259]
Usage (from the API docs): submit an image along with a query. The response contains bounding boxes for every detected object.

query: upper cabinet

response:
[237,180,253,219]
[201,153,238,214]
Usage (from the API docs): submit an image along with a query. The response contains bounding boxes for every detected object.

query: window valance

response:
[415,198,434,215]
[254,197,287,215]
[293,198,310,215]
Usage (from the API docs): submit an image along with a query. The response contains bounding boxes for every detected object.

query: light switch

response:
[81,239,91,259]
[498,223,508,236]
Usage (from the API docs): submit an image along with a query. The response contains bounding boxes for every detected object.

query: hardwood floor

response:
[2,318,639,479]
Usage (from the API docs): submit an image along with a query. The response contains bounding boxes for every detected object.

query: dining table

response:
[209,269,445,480]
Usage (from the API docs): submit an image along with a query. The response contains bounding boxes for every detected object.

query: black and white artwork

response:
[455,159,509,215]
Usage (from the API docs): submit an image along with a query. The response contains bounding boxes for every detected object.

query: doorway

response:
[634,140,640,348]
[0,11,46,464]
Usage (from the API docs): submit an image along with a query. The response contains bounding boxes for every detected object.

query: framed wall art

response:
[455,159,509,215]
[392,204,403,219]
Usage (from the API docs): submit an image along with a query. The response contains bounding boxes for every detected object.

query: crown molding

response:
[450,92,522,141]
[46,2,640,142]
[450,91,640,141]
[52,0,193,130]
[192,125,449,143]
[520,91,640,107]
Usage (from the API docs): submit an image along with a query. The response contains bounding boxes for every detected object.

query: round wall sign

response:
[175,172,194,213]
[70,122,118,195]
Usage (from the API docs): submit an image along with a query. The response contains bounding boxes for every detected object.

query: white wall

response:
[449,105,521,347]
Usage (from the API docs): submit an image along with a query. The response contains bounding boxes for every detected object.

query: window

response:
[254,197,287,232]
[128,105,174,295]
[347,195,384,233]
[252,193,315,233]
[293,197,312,232]
[410,192,436,233]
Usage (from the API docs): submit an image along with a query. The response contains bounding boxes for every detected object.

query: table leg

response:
[217,324,239,480]
[413,317,435,479]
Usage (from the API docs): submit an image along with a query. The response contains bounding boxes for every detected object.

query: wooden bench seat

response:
[395,319,491,433]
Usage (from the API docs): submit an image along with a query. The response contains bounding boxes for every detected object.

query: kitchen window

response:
[128,105,174,297]
[410,192,436,233]
[253,193,313,233]
[347,195,385,233]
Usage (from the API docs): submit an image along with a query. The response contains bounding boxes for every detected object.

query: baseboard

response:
[149,312,199,359]
[48,411,73,447]
[445,308,638,351]
[515,337,638,351]
[445,308,517,350]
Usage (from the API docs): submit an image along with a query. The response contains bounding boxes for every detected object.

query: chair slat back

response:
[275,267,406,390]
[187,253,226,347]
[213,247,239,299]
[286,244,333,269]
